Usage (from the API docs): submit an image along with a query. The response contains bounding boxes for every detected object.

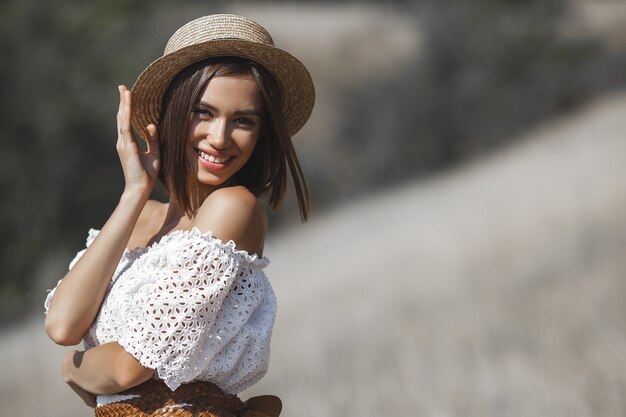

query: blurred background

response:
[1,0,626,415]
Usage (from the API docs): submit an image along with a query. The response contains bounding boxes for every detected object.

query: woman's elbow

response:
[113,354,154,390]
[44,317,83,346]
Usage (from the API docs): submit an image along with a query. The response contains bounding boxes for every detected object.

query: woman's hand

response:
[116,85,160,197]
[62,351,97,408]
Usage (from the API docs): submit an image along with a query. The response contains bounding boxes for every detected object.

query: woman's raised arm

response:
[44,86,160,346]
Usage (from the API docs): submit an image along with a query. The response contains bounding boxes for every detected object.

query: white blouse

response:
[45,227,276,398]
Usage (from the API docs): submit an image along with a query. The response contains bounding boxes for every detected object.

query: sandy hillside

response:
[2,91,626,416]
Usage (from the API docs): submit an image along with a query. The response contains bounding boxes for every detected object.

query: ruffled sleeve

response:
[44,228,100,314]
[116,228,271,391]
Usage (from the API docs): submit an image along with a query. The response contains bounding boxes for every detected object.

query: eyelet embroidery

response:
[45,228,276,394]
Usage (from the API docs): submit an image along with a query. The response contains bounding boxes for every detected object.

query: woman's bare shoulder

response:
[191,186,267,255]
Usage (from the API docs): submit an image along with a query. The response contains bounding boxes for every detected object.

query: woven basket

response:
[94,379,281,417]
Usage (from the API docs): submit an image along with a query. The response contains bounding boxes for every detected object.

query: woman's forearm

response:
[46,86,159,346]
[45,191,149,345]
[63,341,154,395]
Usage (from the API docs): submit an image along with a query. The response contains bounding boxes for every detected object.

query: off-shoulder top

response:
[44,227,276,400]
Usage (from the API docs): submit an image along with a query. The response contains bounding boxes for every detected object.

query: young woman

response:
[44,14,314,417]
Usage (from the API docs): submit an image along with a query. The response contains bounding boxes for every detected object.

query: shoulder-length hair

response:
[157,56,309,221]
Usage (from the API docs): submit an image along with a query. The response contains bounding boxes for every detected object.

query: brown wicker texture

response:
[131,14,315,140]
[94,379,281,417]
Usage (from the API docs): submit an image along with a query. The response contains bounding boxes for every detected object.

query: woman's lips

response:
[195,148,233,170]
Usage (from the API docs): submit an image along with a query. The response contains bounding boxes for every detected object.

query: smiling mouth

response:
[195,148,232,164]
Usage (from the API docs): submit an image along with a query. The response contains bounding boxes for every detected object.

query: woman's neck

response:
[159,198,189,235]
[160,182,222,236]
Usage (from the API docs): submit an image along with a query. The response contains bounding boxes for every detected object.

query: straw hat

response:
[131,14,315,139]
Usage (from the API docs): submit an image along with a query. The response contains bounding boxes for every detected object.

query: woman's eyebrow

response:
[234,109,262,117]
[197,101,261,117]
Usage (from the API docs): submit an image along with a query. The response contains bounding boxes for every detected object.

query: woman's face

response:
[186,74,263,192]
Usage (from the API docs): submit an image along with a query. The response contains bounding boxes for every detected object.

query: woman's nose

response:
[207,119,230,149]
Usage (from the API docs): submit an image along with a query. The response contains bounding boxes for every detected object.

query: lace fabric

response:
[45,227,276,394]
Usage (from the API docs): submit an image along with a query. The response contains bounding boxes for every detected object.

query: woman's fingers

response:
[116,85,125,149]
[145,124,159,154]
[117,85,132,134]
[143,124,160,179]
[120,88,132,143]
[116,85,124,124]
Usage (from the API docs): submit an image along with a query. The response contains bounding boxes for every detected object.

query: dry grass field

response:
[2,90,626,416]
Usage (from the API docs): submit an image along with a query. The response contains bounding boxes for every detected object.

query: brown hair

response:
[157,57,309,221]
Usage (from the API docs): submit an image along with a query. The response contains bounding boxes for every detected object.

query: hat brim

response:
[131,39,315,139]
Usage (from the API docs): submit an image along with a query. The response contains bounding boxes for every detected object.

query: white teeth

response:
[199,150,229,163]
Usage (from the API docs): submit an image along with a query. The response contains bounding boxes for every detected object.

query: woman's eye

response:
[235,118,255,126]
[192,108,212,117]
